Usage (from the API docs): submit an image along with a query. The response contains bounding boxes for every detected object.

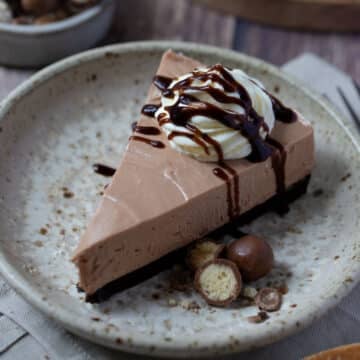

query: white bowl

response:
[0,0,115,68]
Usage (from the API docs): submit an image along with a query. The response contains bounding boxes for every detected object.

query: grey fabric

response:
[0,316,26,353]
[1,335,48,360]
[0,53,359,359]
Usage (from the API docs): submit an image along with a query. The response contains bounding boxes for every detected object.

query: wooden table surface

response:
[1,0,359,100]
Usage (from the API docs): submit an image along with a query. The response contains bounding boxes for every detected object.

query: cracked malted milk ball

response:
[195,259,242,307]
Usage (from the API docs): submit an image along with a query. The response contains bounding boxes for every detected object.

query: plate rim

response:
[0,40,359,357]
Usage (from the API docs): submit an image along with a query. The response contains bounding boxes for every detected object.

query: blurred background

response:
[110,0,360,82]
[0,0,359,101]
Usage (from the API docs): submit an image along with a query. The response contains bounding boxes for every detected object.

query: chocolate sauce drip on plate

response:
[129,135,165,149]
[92,163,116,177]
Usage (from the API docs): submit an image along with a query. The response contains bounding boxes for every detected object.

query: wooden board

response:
[193,0,360,31]
[305,343,360,359]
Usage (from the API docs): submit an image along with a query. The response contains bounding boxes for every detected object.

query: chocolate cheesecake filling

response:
[83,175,310,303]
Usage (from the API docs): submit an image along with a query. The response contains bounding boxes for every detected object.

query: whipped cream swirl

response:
[155,65,276,162]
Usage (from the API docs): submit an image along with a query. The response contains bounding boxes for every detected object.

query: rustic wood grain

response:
[0,0,359,101]
[193,0,360,31]
[109,0,235,48]
[233,18,360,83]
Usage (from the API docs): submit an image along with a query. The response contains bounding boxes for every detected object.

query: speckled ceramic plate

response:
[0,41,359,358]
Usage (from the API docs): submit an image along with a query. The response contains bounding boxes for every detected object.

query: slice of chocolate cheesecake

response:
[73,50,314,298]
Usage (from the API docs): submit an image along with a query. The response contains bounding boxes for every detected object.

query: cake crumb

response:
[151,293,160,300]
[340,173,351,182]
[163,319,172,330]
[313,188,324,197]
[167,298,178,307]
[39,228,48,235]
[187,301,201,312]
[247,311,269,324]
[287,226,303,234]
[62,187,74,198]
[63,190,74,198]
[276,284,289,295]
[255,288,282,312]
[242,286,258,300]
[180,300,201,313]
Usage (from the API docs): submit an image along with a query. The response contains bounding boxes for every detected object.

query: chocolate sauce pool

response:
[93,163,116,177]
[142,65,297,219]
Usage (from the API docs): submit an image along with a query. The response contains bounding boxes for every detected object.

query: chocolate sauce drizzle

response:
[132,120,161,135]
[266,137,289,213]
[131,116,163,148]
[129,135,165,149]
[144,64,297,219]
[133,125,161,136]
[141,104,160,118]
[92,163,116,177]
